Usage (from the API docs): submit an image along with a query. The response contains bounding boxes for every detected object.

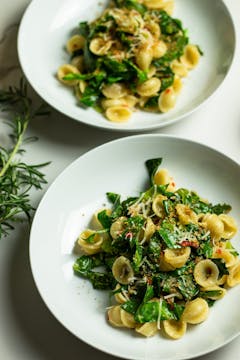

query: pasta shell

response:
[194,259,219,287]
[114,284,128,304]
[110,216,127,239]
[163,320,187,339]
[108,305,124,327]
[164,247,191,268]
[152,40,167,59]
[112,256,134,284]
[180,44,200,70]
[71,55,84,72]
[102,83,128,99]
[120,309,137,328]
[135,322,158,337]
[181,298,209,324]
[158,87,177,113]
[171,60,188,77]
[105,106,132,122]
[218,214,238,239]
[201,214,224,240]
[77,229,103,255]
[152,194,166,218]
[57,64,80,86]
[200,285,227,300]
[226,261,240,287]
[89,37,112,55]
[136,77,161,97]
[175,204,198,225]
[66,34,85,54]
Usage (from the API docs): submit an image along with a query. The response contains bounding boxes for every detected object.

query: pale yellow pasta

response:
[163,247,191,268]
[171,60,188,77]
[71,55,84,72]
[172,76,183,94]
[108,305,124,327]
[181,298,209,324]
[90,208,112,230]
[112,256,134,284]
[135,322,158,337]
[89,37,113,55]
[113,9,144,34]
[66,34,85,54]
[159,253,175,271]
[213,246,237,268]
[136,45,153,71]
[218,214,238,239]
[141,218,156,243]
[138,96,150,108]
[146,21,161,39]
[147,65,157,78]
[153,168,175,191]
[226,261,240,287]
[79,80,87,94]
[163,320,187,339]
[201,214,224,240]
[152,194,167,218]
[114,284,128,304]
[152,40,167,59]
[102,83,128,99]
[57,64,80,86]
[106,106,132,122]
[110,216,127,239]
[180,44,200,69]
[120,309,137,328]
[175,204,198,225]
[102,98,128,110]
[136,77,161,97]
[200,285,227,300]
[158,87,177,112]
[123,95,139,108]
[143,0,174,12]
[77,229,103,255]
[194,259,219,287]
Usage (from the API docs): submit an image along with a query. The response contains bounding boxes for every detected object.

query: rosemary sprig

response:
[0,79,50,239]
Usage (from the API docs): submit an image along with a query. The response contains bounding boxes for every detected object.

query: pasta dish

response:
[73,158,239,339]
[57,0,202,123]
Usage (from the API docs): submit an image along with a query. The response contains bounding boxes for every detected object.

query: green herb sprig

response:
[0,79,50,239]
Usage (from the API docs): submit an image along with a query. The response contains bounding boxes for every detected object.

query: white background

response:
[0,0,240,359]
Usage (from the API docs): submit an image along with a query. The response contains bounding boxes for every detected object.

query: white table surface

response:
[0,1,240,359]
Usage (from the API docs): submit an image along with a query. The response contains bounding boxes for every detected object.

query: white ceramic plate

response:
[30,134,240,360]
[18,0,235,132]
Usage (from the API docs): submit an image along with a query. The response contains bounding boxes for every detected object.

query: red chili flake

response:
[166,88,171,94]
[216,248,222,255]
[147,277,153,285]
[125,232,133,240]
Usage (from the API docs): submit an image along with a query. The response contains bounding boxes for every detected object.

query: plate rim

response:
[18,0,237,132]
[30,133,240,360]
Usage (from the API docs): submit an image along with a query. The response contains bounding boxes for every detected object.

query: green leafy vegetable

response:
[145,158,162,185]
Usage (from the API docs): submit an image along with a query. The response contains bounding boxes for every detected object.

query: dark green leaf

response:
[145,158,162,186]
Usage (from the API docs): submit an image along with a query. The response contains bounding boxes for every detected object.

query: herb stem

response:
[0,119,29,178]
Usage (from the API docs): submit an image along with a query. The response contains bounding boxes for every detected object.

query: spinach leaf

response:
[88,271,116,290]
[97,209,112,229]
[158,221,180,248]
[79,21,90,38]
[211,203,232,215]
[177,274,199,300]
[106,192,123,219]
[158,10,183,35]
[121,298,140,314]
[212,258,229,277]
[145,158,162,185]
[114,0,147,15]
[135,300,176,323]
[196,236,213,258]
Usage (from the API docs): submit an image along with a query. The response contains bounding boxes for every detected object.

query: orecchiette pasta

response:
[136,77,161,97]
[172,76,183,94]
[135,322,158,337]
[158,87,177,113]
[201,214,224,240]
[102,83,128,99]
[171,60,188,77]
[108,305,124,327]
[180,44,201,69]
[112,256,134,284]
[151,40,168,59]
[114,284,128,304]
[71,55,84,72]
[89,37,113,55]
[77,229,103,255]
[200,285,227,300]
[57,64,80,86]
[90,208,112,230]
[152,194,167,218]
[194,259,219,287]
[181,298,209,324]
[136,45,153,71]
[218,214,238,239]
[176,204,198,225]
[66,34,85,54]
[163,320,187,339]
[110,216,127,239]
[226,261,240,287]
[120,309,137,328]
[153,168,175,191]
[105,106,132,122]
[163,247,191,268]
